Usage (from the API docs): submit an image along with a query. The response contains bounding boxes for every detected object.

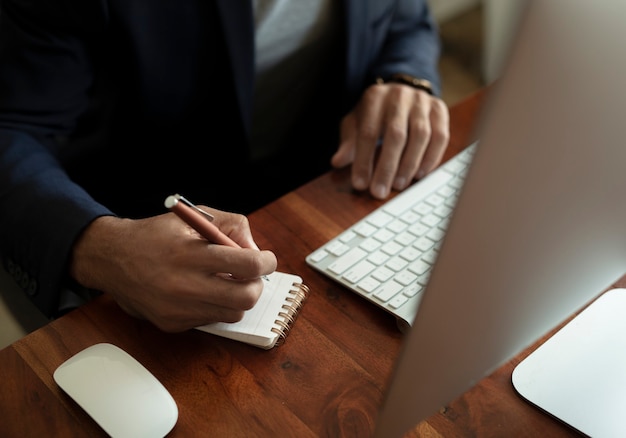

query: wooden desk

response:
[1,89,611,437]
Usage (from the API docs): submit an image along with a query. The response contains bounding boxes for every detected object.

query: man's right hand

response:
[69,210,278,332]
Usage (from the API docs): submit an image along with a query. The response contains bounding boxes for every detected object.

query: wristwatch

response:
[375,73,434,95]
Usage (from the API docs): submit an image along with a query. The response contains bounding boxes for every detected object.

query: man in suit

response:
[0,0,449,331]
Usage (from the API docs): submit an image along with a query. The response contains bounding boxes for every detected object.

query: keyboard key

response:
[373,228,395,242]
[426,193,445,207]
[372,266,394,282]
[413,203,432,216]
[328,247,367,275]
[381,240,403,256]
[426,228,445,242]
[359,237,381,252]
[408,222,429,236]
[353,222,377,237]
[357,277,380,293]
[343,260,376,284]
[413,236,435,252]
[395,270,417,286]
[386,256,408,272]
[403,283,422,298]
[373,280,403,302]
[399,245,421,261]
[433,205,453,218]
[309,250,328,263]
[389,294,409,309]
[367,250,389,265]
[445,158,467,174]
[395,231,416,247]
[326,240,350,257]
[367,211,393,228]
[422,250,438,265]
[387,219,407,233]
[438,186,455,198]
[445,196,458,209]
[339,230,357,243]
[449,178,464,190]
[420,214,440,228]
[417,271,431,286]
[399,210,420,224]
[408,260,430,275]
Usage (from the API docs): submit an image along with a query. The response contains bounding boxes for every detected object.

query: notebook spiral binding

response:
[271,282,310,346]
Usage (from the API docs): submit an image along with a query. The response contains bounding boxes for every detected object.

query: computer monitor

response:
[374,1,626,436]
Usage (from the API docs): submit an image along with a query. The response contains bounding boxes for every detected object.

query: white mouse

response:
[53,343,178,437]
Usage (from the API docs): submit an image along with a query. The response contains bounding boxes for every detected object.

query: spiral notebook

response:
[195,271,309,349]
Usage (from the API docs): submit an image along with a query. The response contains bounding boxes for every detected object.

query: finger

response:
[202,208,260,250]
[199,245,277,280]
[141,297,253,333]
[331,113,358,168]
[155,274,266,326]
[189,275,265,312]
[351,85,385,191]
[391,93,432,188]
[111,276,257,333]
[165,235,276,282]
[415,98,450,179]
[370,86,415,197]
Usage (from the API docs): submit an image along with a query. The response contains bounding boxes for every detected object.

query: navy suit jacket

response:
[0,0,441,316]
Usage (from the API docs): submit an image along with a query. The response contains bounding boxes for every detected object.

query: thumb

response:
[331,112,357,168]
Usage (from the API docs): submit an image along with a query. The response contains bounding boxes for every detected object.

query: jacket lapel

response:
[342,0,368,96]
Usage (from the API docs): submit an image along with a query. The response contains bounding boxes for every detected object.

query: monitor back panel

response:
[375,1,626,436]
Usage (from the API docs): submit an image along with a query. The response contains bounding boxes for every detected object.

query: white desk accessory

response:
[54,343,178,437]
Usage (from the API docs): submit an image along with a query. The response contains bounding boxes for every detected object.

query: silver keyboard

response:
[306,143,477,331]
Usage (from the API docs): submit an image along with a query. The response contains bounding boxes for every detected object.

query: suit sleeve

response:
[0,0,112,317]
[373,0,442,96]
